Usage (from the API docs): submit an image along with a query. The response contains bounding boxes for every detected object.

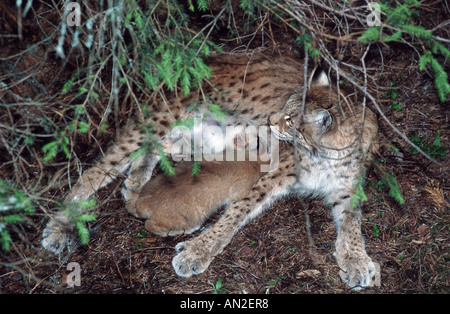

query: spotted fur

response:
[41,53,379,290]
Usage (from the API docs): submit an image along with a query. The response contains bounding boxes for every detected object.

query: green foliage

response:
[143,43,213,96]
[372,161,405,206]
[268,274,285,286]
[211,279,223,294]
[351,162,405,209]
[351,181,369,208]
[196,0,209,11]
[159,150,176,176]
[41,105,91,162]
[186,0,211,12]
[62,199,97,245]
[383,30,402,43]
[61,77,74,94]
[383,173,405,205]
[45,0,229,167]
[191,161,201,176]
[125,0,220,97]
[75,213,97,245]
[419,52,450,102]
[358,26,382,43]
[379,1,419,26]
[351,170,369,208]
[239,0,256,11]
[410,130,447,159]
[42,130,70,162]
[207,104,228,122]
[296,32,322,59]
[372,223,380,238]
[239,0,262,24]
[358,1,449,102]
[129,121,162,162]
[172,102,230,129]
[114,0,229,166]
[171,117,195,130]
[134,230,147,249]
[0,180,35,251]
[383,83,402,110]
[402,25,433,40]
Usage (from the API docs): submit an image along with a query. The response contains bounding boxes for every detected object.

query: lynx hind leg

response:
[41,211,79,254]
[42,121,145,254]
[172,152,297,277]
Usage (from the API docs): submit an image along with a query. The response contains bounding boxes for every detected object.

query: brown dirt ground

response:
[0,1,448,294]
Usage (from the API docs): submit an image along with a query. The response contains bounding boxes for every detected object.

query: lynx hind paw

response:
[338,255,378,290]
[41,216,78,254]
[172,241,213,277]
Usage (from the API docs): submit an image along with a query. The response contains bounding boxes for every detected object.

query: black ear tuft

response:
[313,71,330,87]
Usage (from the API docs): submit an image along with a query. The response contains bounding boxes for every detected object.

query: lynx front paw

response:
[336,252,377,290]
[41,213,77,254]
[172,240,214,277]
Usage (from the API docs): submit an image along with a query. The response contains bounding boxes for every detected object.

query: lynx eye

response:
[284,116,294,128]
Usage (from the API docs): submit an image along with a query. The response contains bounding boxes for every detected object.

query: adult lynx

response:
[42,53,379,289]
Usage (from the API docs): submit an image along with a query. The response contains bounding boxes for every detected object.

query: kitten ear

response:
[313,71,330,87]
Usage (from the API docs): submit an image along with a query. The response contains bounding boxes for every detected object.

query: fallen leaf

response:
[418,224,427,237]
[296,269,321,278]
[135,237,157,243]
[239,246,253,256]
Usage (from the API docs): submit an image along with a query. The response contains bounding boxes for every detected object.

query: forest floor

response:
[0,1,448,294]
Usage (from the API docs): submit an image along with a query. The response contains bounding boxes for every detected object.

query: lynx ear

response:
[315,110,333,132]
[313,71,330,87]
